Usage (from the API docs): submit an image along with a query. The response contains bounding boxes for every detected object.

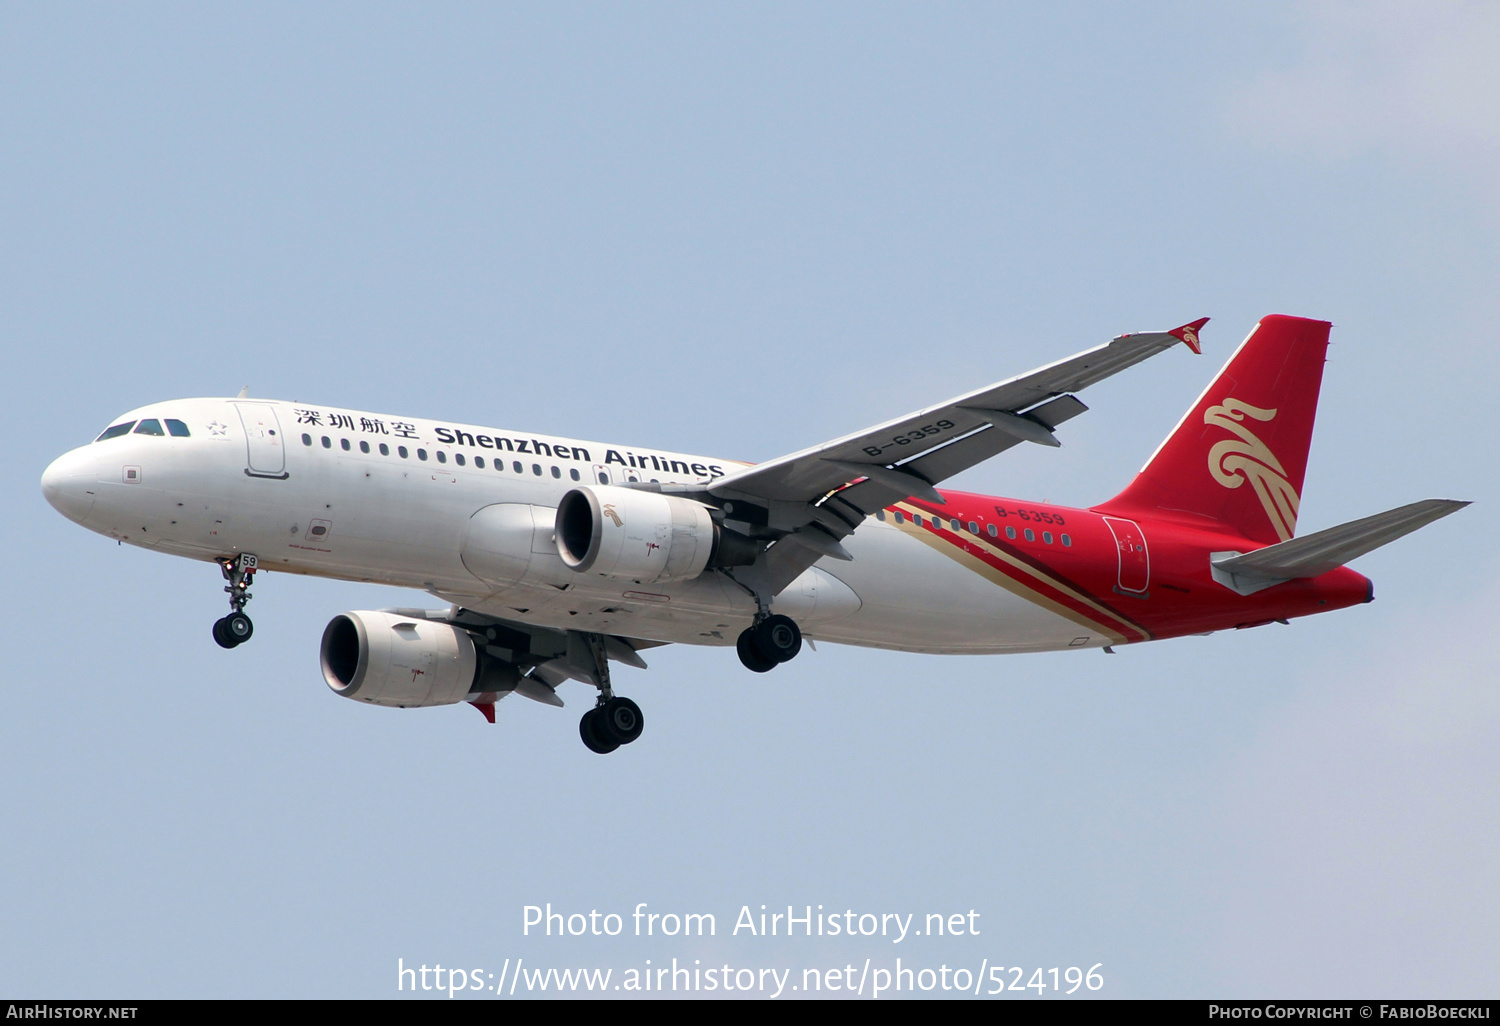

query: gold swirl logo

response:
[602,503,623,528]
[1204,398,1299,541]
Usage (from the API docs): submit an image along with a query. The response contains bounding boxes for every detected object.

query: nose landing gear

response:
[212,553,258,649]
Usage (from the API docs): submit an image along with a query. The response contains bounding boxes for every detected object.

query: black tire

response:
[212,617,237,649]
[737,628,777,673]
[753,614,802,664]
[595,697,644,745]
[579,709,620,754]
[224,612,254,645]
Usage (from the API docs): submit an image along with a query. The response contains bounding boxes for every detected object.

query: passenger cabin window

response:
[968,521,979,534]
[165,419,191,437]
[876,510,887,521]
[133,419,165,436]
[417,449,428,461]
[987,523,998,537]
[454,453,465,466]
[474,456,484,468]
[1042,531,1053,544]
[950,519,960,531]
[532,464,542,476]
[570,468,580,481]
[514,461,523,473]
[398,446,409,459]
[1061,534,1072,547]
[551,466,561,479]
[302,433,313,446]
[379,443,389,456]
[96,421,137,441]
[597,472,608,483]
[1024,528,1036,542]
[321,436,331,448]
[894,511,905,524]
[359,440,370,454]
[340,438,350,451]
[1006,526,1017,539]
[436,451,447,464]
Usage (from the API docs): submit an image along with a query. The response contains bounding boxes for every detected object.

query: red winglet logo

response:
[1168,317,1209,355]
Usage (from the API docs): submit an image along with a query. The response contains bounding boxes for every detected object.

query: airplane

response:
[41,314,1466,754]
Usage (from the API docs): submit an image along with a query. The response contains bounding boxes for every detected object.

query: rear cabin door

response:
[1102,516,1150,594]
[235,403,288,478]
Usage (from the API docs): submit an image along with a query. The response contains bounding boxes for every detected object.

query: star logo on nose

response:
[207,420,228,436]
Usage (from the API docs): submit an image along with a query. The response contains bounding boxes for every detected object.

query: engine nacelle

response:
[555,485,718,584]
[320,610,513,709]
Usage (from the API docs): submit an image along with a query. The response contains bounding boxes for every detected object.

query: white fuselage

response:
[42,397,1115,655]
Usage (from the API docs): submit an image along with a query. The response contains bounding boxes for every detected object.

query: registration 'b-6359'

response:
[41,315,1467,753]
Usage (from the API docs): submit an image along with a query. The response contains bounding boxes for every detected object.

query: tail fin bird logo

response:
[1204,398,1300,541]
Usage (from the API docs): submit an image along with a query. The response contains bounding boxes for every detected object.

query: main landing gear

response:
[580,696,644,755]
[736,613,802,673]
[577,632,645,755]
[212,553,258,649]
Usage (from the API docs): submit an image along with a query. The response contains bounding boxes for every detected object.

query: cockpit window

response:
[165,419,191,437]
[133,419,165,436]
[96,421,137,441]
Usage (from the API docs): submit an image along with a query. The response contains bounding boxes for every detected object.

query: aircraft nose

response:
[41,446,99,524]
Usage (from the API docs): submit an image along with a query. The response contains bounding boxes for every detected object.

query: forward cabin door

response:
[1102,516,1150,594]
[235,403,288,479]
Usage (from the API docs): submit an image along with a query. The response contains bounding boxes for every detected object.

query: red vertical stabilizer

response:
[1099,314,1332,545]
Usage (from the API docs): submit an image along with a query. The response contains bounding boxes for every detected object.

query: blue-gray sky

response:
[3,2,1495,998]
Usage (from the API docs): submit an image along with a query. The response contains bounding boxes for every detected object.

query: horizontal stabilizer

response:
[1210,498,1469,594]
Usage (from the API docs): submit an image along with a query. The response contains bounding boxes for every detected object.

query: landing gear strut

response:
[576,632,645,754]
[212,553,257,649]
[736,613,803,672]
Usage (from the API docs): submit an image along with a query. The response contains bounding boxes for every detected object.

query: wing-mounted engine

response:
[320,610,520,709]
[319,606,663,751]
[555,485,756,584]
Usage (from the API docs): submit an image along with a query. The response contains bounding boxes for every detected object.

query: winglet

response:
[1167,317,1209,355]
[469,700,496,723]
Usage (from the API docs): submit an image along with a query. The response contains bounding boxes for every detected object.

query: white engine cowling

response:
[320,610,479,709]
[555,485,716,584]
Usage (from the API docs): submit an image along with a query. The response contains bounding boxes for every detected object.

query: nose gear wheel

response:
[213,611,254,649]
